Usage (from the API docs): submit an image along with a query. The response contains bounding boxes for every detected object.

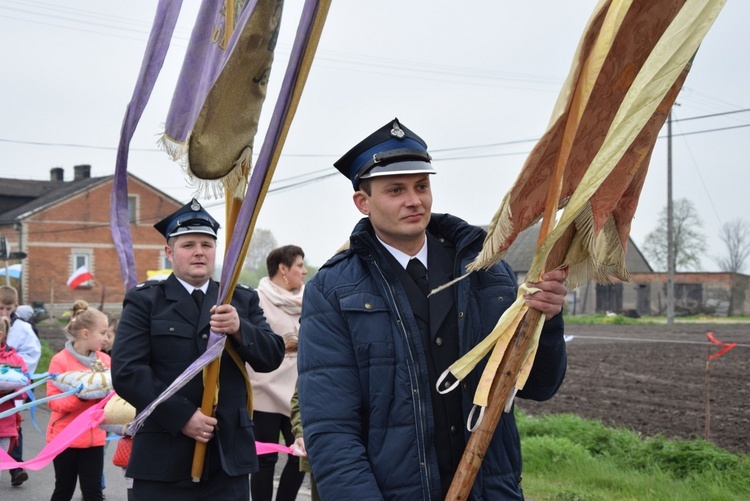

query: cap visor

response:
[168,226,218,239]
[359,160,436,180]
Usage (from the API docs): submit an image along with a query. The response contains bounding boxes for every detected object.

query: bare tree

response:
[642,198,707,271]
[244,228,278,272]
[715,218,750,273]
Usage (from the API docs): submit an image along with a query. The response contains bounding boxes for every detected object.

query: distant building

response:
[501,223,750,316]
[0,165,182,316]
[627,271,750,317]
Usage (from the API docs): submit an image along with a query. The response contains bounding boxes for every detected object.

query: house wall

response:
[731,274,750,316]
[5,177,181,316]
[569,279,630,316]
[627,272,746,316]
[566,272,750,317]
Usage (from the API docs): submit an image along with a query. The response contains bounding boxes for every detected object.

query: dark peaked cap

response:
[153,198,220,240]
[334,118,436,190]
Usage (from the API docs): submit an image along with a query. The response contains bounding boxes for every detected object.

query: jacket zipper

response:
[371,258,434,500]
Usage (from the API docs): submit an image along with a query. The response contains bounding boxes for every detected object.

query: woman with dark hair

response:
[249,245,308,501]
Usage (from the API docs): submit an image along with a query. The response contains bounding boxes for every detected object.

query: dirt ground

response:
[516,323,750,456]
[39,322,749,456]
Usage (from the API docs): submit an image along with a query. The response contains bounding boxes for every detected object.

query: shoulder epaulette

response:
[134,279,165,290]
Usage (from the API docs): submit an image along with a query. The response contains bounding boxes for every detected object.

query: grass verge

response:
[519,412,750,500]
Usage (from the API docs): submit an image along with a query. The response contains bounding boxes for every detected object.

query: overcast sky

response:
[1,1,748,270]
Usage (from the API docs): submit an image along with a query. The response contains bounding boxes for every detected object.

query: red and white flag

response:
[67,266,94,290]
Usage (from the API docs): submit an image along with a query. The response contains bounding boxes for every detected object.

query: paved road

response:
[3,407,312,500]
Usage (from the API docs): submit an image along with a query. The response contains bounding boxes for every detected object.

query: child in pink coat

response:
[0,316,30,461]
[46,300,111,501]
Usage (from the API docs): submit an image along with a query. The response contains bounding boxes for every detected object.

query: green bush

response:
[37,338,54,374]
[518,412,750,500]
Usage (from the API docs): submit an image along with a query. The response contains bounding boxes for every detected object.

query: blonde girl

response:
[46,300,110,501]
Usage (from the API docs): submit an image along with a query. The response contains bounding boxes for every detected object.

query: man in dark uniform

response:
[112,199,284,501]
[298,119,568,499]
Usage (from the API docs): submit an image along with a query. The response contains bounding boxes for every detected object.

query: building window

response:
[161,252,172,270]
[71,249,94,288]
[128,195,138,224]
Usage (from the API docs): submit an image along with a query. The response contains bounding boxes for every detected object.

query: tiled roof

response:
[0,176,108,225]
[0,178,62,198]
[501,222,652,274]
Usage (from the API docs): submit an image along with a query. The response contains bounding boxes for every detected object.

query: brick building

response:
[0,165,182,316]
[502,222,750,316]
[503,222,648,316]
[626,272,750,317]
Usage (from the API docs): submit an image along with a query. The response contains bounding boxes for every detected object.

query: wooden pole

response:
[98,281,107,311]
[448,66,578,496]
[448,81,577,496]
[446,228,573,500]
[191,358,221,481]
[223,0,235,49]
[446,309,544,499]
[50,280,55,319]
[704,337,711,441]
[190,0,236,481]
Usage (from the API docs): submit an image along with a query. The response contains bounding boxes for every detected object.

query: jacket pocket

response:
[339,292,395,363]
[235,405,257,469]
[150,319,194,363]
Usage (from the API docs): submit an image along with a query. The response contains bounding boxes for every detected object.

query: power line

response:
[2,108,749,196]
[661,123,750,138]
[0,138,157,152]
[0,0,191,41]
[674,108,750,122]
[2,109,748,156]
[672,115,723,227]
[0,2,560,89]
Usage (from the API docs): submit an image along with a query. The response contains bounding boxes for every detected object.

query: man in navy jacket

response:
[112,199,284,501]
[298,118,568,500]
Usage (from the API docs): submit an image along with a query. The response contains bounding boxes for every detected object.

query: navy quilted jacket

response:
[298,213,566,500]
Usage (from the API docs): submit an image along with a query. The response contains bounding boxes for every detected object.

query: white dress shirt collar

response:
[175,276,209,295]
[377,235,428,270]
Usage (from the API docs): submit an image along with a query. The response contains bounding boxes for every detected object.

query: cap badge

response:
[190,200,201,211]
[390,123,405,139]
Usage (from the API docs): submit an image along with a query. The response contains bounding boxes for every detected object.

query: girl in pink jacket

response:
[0,316,30,458]
[46,300,110,501]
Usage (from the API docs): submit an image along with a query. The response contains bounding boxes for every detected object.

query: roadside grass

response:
[38,338,54,374]
[564,314,651,325]
[519,412,750,500]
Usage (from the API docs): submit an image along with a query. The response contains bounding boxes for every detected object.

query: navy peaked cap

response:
[153,198,220,240]
[334,118,436,190]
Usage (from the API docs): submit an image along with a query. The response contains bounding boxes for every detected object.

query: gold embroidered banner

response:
[448,0,726,410]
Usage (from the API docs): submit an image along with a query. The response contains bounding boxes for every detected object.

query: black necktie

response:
[192,289,205,310]
[406,258,429,296]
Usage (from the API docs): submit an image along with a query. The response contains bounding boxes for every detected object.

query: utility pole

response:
[666,110,675,326]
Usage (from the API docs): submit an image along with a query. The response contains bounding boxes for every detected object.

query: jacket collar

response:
[164,274,218,333]
[349,213,485,259]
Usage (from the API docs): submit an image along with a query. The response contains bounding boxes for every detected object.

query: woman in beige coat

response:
[248,245,307,501]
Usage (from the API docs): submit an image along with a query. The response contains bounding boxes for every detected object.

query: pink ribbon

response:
[0,393,114,471]
[0,390,296,470]
[255,441,295,456]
